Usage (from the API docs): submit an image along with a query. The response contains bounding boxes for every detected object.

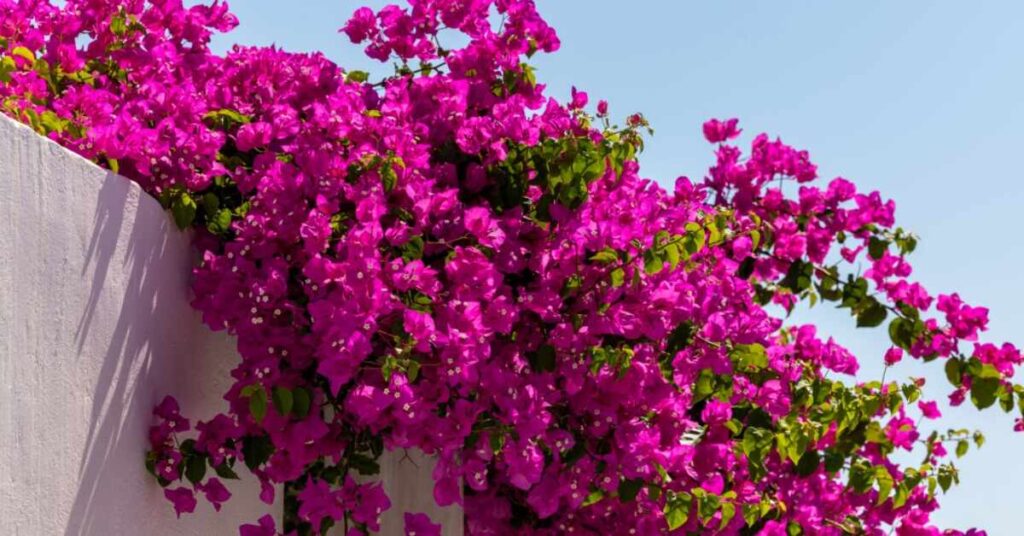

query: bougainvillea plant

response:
[1,0,1020,534]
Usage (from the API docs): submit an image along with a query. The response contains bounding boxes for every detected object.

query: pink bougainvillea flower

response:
[239,514,278,536]
[885,347,905,366]
[164,487,197,518]
[198,478,232,511]
[404,512,442,536]
[702,117,741,143]
[918,400,942,420]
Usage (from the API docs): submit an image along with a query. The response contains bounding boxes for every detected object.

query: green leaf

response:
[292,387,312,418]
[970,376,1000,409]
[589,247,618,264]
[955,439,969,458]
[663,493,690,531]
[11,46,35,63]
[110,13,128,36]
[694,369,715,401]
[848,460,874,493]
[529,344,556,373]
[684,222,706,254]
[583,489,604,507]
[407,360,422,382]
[731,343,768,371]
[348,452,381,476]
[696,490,721,523]
[781,260,813,293]
[736,256,756,279]
[185,453,207,485]
[875,466,894,505]
[999,388,1015,412]
[381,162,398,192]
[856,299,888,328]
[840,276,869,308]
[201,192,220,213]
[240,383,261,398]
[865,421,888,444]
[816,268,843,301]
[40,111,66,133]
[214,462,240,480]
[741,504,759,527]
[345,70,370,83]
[171,193,197,230]
[202,108,251,130]
[868,236,889,260]
[643,249,663,275]
[665,322,694,355]
[749,229,762,250]
[610,267,625,288]
[489,432,506,455]
[823,450,844,474]
[665,243,682,269]
[382,355,398,382]
[0,56,16,83]
[897,233,918,255]
[238,436,272,473]
[975,363,1002,380]
[893,482,910,509]
[272,387,293,417]
[249,387,268,423]
[617,478,643,502]
[944,358,963,387]
[888,317,916,350]
[520,63,537,87]
[719,502,736,531]
[208,208,233,234]
[562,274,583,296]
[937,467,953,493]
[795,450,820,477]
[179,439,198,456]
[401,235,425,261]
[145,451,159,479]
[706,220,723,246]
[900,382,921,403]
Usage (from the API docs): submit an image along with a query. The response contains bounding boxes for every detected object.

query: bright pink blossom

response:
[164,487,197,518]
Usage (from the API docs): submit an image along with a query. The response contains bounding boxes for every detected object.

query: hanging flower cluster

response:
[1,1,1020,534]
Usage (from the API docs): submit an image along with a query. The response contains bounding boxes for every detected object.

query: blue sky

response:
[208,1,1024,532]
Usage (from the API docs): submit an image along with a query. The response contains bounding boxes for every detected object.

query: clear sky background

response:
[206,2,1024,533]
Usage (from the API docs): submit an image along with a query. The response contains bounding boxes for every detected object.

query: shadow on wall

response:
[67,175,178,534]
[69,174,264,532]
[63,174,265,535]
[0,113,268,536]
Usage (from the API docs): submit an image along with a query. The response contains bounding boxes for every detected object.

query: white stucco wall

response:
[0,115,461,535]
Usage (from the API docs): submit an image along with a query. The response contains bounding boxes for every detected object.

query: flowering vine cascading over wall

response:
[0,0,1019,534]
